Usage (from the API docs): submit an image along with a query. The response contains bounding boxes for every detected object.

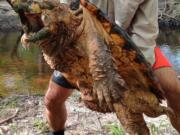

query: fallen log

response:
[0,109,19,125]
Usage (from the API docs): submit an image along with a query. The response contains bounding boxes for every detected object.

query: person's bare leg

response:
[44,80,72,131]
[154,67,180,133]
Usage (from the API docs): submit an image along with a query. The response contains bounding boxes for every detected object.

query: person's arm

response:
[114,0,144,29]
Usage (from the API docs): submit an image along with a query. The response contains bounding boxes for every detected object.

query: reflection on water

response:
[0,32,52,97]
[0,30,179,97]
[157,30,180,74]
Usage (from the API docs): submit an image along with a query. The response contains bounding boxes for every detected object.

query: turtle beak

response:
[6,0,27,25]
[6,0,29,13]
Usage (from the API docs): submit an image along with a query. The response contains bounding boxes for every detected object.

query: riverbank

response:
[0,93,178,135]
[0,94,119,135]
[0,1,180,32]
[0,1,21,32]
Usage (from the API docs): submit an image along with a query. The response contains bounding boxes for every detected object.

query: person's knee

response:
[44,91,62,111]
[44,81,72,111]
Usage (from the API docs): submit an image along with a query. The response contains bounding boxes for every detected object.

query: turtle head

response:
[40,3,83,32]
[6,0,43,33]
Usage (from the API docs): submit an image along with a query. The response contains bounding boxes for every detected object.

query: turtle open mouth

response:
[6,0,56,33]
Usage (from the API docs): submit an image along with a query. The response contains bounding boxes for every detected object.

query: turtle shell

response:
[78,0,164,100]
[10,0,164,104]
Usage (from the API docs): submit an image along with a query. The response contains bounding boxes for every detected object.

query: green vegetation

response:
[0,96,19,109]
[149,123,159,135]
[33,118,48,134]
[105,120,169,135]
[9,123,19,134]
[106,123,125,135]
[175,4,180,19]
[149,120,168,135]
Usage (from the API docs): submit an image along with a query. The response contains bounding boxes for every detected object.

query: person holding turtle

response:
[41,0,180,135]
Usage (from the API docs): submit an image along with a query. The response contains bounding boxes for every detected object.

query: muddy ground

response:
[0,93,178,135]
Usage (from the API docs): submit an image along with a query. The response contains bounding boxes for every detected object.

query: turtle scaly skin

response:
[7,0,174,134]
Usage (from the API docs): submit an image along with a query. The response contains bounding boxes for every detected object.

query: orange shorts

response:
[152,47,172,70]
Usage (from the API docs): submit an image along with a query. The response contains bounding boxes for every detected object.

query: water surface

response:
[157,30,180,74]
[0,32,52,97]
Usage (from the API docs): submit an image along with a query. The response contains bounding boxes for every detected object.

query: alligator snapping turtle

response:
[8,0,174,134]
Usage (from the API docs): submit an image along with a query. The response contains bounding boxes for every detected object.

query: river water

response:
[0,32,51,97]
[0,30,179,97]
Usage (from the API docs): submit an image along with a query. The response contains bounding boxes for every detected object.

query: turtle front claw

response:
[93,71,127,111]
[21,33,30,49]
